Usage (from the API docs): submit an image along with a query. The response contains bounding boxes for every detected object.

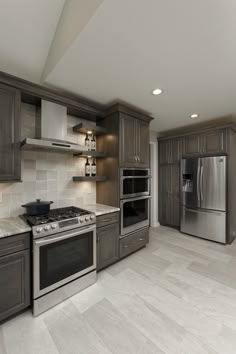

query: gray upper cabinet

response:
[183,129,227,157]
[159,140,169,165]
[97,223,119,271]
[201,129,226,155]
[136,120,150,167]
[0,84,21,182]
[183,134,201,157]
[120,114,137,167]
[159,138,182,165]
[120,114,150,167]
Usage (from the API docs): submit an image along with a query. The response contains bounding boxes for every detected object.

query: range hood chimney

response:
[22,100,88,153]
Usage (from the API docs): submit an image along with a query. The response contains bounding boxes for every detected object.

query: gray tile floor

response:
[1,226,236,353]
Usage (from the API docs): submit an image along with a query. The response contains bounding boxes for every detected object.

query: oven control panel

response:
[32,213,96,238]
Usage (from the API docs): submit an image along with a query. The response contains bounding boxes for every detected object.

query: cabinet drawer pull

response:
[124,245,129,248]
[139,238,144,241]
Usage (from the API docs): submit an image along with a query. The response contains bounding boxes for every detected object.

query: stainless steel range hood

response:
[21,100,88,153]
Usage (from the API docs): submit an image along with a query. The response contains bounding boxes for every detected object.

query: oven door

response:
[120,196,151,236]
[33,224,96,299]
[120,168,151,199]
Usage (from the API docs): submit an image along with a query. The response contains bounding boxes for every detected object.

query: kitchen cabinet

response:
[96,212,119,271]
[0,233,30,323]
[182,134,201,157]
[120,114,150,167]
[159,164,180,227]
[0,83,21,182]
[120,227,149,258]
[183,129,227,157]
[159,138,182,165]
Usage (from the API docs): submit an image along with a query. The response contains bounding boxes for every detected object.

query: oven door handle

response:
[120,195,152,204]
[121,175,152,180]
[34,224,96,246]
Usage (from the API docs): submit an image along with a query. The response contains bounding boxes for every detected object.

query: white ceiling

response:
[0,0,65,82]
[1,0,236,131]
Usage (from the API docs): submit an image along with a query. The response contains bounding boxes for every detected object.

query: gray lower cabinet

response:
[96,213,119,271]
[159,164,180,227]
[0,233,30,323]
[120,227,149,258]
[0,83,21,182]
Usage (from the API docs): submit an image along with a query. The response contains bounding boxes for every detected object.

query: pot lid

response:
[22,199,53,207]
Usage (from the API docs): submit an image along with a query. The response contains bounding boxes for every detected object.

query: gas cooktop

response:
[23,206,96,238]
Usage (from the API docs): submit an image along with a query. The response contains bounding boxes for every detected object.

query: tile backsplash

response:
[0,103,96,218]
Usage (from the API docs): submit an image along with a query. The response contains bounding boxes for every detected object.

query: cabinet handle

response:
[124,245,129,248]
[134,156,137,161]
[137,156,140,162]
[139,238,144,241]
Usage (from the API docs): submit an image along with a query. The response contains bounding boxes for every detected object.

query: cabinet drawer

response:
[120,228,149,258]
[96,212,119,228]
[0,233,30,258]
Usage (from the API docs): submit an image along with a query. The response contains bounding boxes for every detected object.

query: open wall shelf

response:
[73,123,107,136]
[74,151,107,158]
[73,176,107,182]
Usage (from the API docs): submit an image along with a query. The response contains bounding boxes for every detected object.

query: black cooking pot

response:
[22,199,53,216]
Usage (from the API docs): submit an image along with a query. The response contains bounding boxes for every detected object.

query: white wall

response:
[150,130,159,227]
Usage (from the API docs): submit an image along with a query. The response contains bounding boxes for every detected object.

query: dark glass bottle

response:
[85,158,90,176]
[91,159,96,176]
[85,134,90,150]
[91,135,96,151]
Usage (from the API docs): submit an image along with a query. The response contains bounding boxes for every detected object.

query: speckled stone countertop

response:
[0,217,31,239]
[83,204,120,216]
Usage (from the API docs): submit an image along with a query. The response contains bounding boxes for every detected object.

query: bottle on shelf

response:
[85,134,90,150]
[85,158,91,176]
[91,158,96,176]
[91,134,96,151]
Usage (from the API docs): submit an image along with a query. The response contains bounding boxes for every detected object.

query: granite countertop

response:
[0,217,31,239]
[83,203,120,216]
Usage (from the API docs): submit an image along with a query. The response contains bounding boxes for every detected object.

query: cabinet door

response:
[136,120,150,167]
[0,250,30,322]
[159,140,170,165]
[169,138,182,164]
[120,114,137,167]
[170,164,180,227]
[159,165,171,225]
[183,134,201,157]
[97,223,119,271]
[201,129,226,155]
[0,84,21,182]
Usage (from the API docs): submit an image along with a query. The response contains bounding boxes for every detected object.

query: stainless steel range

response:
[24,206,96,316]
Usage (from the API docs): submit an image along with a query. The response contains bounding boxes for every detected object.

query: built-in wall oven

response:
[120,168,151,199]
[120,195,151,235]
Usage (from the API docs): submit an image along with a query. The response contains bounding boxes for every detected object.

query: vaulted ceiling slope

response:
[0,0,236,132]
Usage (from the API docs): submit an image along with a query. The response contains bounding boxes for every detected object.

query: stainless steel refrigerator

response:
[180,156,226,243]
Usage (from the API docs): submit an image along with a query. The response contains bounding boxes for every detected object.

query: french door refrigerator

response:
[180,156,226,243]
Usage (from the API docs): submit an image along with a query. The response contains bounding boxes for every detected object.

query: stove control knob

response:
[85,216,90,222]
[44,225,50,231]
[36,227,43,233]
[51,224,57,229]
[80,217,84,223]
[90,215,95,221]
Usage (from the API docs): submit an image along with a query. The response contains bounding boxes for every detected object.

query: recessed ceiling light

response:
[152,88,163,95]
[190,114,199,118]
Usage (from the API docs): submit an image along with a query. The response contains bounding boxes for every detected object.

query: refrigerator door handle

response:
[200,166,204,201]
[197,165,200,201]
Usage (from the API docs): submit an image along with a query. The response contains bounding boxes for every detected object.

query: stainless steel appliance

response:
[24,206,96,316]
[120,195,151,235]
[120,168,151,199]
[181,156,226,243]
